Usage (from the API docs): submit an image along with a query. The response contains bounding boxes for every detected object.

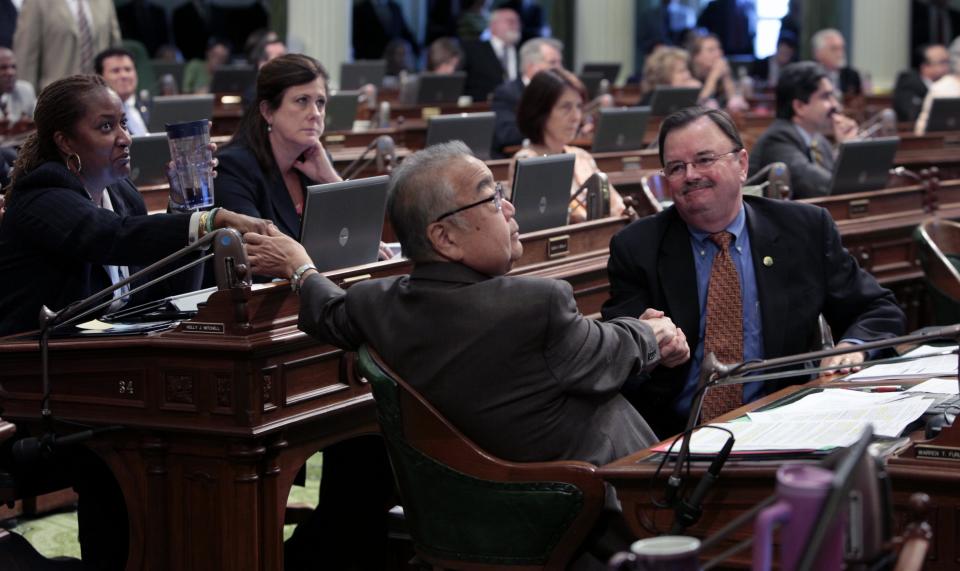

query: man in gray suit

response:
[245,140,689,564]
[748,62,859,198]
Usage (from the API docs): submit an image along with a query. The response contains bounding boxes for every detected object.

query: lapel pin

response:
[763,256,774,267]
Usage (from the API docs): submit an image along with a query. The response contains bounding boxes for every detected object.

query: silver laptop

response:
[299,176,390,272]
[412,72,466,104]
[511,154,576,233]
[592,106,651,153]
[925,97,960,132]
[151,61,185,90]
[649,87,700,116]
[147,94,215,133]
[210,64,256,94]
[129,134,171,186]
[340,60,386,90]
[325,91,360,132]
[425,112,496,160]
[829,137,899,195]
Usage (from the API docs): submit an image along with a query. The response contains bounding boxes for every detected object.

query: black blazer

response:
[215,143,314,240]
[352,0,419,61]
[839,67,863,97]
[491,77,525,158]
[893,69,928,122]
[601,196,905,437]
[462,40,516,102]
[0,162,193,336]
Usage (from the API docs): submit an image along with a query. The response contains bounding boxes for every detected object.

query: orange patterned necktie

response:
[809,138,825,168]
[700,231,744,422]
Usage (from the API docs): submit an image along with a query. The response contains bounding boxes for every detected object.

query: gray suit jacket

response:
[748,118,834,199]
[14,0,120,91]
[299,261,661,468]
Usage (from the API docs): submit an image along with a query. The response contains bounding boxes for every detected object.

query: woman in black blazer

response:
[215,54,342,239]
[0,73,268,569]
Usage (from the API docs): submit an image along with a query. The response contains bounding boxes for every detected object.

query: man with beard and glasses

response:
[602,106,905,439]
[747,61,859,199]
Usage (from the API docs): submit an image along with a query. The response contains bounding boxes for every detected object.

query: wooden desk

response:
[599,379,957,569]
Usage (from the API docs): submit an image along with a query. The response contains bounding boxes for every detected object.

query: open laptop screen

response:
[829,137,899,195]
[511,154,576,233]
[300,176,390,272]
[592,106,651,153]
[425,112,496,160]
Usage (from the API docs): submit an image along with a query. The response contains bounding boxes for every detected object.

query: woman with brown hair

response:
[690,33,749,112]
[512,68,625,222]
[215,53,342,239]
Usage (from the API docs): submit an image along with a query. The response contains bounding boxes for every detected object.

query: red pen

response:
[868,386,903,393]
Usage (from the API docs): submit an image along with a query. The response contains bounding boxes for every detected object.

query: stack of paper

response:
[843,344,958,382]
[665,389,933,455]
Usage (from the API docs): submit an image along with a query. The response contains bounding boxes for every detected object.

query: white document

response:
[842,344,958,382]
[674,389,933,453]
[907,377,960,395]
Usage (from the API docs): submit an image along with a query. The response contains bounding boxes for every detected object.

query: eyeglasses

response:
[662,149,742,180]
[434,182,504,222]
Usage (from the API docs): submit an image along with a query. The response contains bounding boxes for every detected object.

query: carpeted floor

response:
[5,452,323,560]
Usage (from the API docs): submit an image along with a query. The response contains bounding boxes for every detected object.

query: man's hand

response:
[244,224,313,278]
[819,342,866,377]
[639,308,691,367]
[832,113,859,143]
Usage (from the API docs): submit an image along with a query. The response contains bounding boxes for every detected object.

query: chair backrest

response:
[357,346,605,570]
[915,218,960,324]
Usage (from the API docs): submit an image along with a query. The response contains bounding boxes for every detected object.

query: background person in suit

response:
[13,0,121,91]
[893,43,951,122]
[0,47,36,123]
[491,36,563,157]
[748,62,859,199]
[243,140,689,567]
[602,107,904,438]
[352,0,420,61]
[812,28,863,97]
[95,47,149,136]
[915,36,960,134]
[462,7,521,101]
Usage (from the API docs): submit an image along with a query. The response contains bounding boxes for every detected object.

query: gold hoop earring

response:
[66,153,82,175]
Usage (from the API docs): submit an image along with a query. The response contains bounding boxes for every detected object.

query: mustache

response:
[681,179,713,195]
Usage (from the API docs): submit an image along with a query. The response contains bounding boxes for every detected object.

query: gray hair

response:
[811,28,841,54]
[387,141,472,262]
[951,36,960,74]
[519,37,563,70]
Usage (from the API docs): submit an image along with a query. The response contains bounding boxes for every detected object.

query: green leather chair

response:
[357,346,606,570]
[915,218,960,325]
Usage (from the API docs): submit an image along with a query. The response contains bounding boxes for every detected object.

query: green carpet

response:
[6,452,323,559]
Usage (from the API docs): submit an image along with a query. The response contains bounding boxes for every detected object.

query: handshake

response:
[639,308,690,368]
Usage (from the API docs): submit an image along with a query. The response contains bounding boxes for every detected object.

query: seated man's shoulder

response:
[745,193,827,223]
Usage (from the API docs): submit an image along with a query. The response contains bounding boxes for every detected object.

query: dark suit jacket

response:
[215,143,314,240]
[352,0,419,61]
[0,162,193,336]
[601,196,905,438]
[462,39,515,102]
[748,118,834,199]
[839,67,863,97]
[491,77,525,158]
[299,261,660,468]
[893,69,928,122]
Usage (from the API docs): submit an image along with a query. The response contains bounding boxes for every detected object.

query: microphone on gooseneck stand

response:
[670,434,735,533]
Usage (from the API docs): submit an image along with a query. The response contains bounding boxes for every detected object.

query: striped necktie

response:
[76,0,95,74]
[700,231,744,422]
[809,137,825,168]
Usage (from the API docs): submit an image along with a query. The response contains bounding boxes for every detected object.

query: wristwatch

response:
[290,263,318,292]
